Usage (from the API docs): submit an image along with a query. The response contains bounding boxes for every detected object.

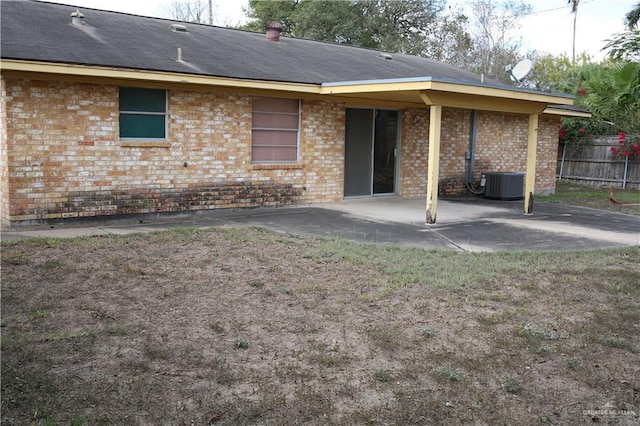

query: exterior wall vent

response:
[171,24,188,33]
[484,172,524,200]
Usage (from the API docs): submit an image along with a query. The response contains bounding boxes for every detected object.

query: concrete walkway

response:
[2,197,639,252]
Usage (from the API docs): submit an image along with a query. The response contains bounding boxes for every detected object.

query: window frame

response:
[119,87,168,141]
[251,97,301,164]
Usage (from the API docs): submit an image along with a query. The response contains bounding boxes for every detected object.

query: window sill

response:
[120,141,171,148]
[252,163,304,170]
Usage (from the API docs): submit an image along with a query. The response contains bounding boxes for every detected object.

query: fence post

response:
[558,143,567,181]
[623,155,629,189]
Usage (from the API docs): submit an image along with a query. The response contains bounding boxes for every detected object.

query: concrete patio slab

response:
[2,197,638,252]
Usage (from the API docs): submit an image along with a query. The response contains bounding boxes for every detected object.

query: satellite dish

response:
[509,59,533,83]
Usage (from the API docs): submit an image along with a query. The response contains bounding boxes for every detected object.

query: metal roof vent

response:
[171,23,188,33]
[378,53,393,60]
[266,21,283,42]
[70,9,85,26]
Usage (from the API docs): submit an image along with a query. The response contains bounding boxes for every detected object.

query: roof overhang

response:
[321,77,577,115]
[543,105,592,118]
[1,59,586,117]
[0,59,320,94]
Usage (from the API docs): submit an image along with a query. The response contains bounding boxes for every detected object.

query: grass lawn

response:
[538,181,640,216]
[2,228,639,425]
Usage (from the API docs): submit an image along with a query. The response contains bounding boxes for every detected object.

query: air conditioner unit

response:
[484,172,524,200]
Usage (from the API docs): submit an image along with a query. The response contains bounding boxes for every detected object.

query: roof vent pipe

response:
[266,21,283,42]
[70,9,85,25]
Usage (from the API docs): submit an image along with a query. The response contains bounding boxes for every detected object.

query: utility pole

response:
[208,0,213,25]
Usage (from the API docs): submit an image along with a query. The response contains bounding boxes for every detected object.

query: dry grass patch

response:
[2,227,639,425]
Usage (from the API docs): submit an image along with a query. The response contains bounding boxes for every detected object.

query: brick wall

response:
[536,115,561,194]
[399,108,429,197]
[1,76,560,224]
[398,107,560,197]
[439,108,471,195]
[2,78,345,224]
[0,77,8,224]
[298,100,345,202]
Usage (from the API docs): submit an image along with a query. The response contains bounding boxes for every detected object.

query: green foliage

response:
[612,131,640,160]
[242,0,535,83]
[427,8,473,67]
[527,52,591,92]
[290,1,362,46]
[557,60,640,145]
[625,2,640,29]
[233,337,249,349]
[243,0,298,34]
[371,367,391,382]
[417,325,437,338]
[579,61,640,135]
[243,0,448,53]
[603,29,640,62]
[433,366,460,382]
[595,335,639,353]
[517,323,568,341]
[566,357,584,371]
[501,377,522,394]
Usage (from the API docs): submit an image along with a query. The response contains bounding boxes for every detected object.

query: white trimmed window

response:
[252,97,300,163]
[119,87,167,140]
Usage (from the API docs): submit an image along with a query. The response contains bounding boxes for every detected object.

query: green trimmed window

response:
[119,87,167,139]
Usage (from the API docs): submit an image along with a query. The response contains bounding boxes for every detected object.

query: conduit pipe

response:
[466,110,484,195]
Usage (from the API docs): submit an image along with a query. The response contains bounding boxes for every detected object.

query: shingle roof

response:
[1,0,502,87]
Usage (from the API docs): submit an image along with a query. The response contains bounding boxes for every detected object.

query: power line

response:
[523,0,597,17]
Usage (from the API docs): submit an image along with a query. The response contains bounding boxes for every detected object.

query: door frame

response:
[344,107,402,198]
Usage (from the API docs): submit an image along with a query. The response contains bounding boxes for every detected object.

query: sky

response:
[37,0,636,61]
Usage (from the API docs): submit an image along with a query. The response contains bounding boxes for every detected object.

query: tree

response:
[166,0,215,24]
[356,0,446,55]
[567,0,579,63]
[243,0,297,34]
[426,7,473,67]
[625,2,640,29]
[241,0,532,81]
[242,0,456,55]
[526,52,590,92]
[559,60,640,149]
[287,1,362,45]
[580,61,640,135]
[603,30,640,62]
[466,0,532,82]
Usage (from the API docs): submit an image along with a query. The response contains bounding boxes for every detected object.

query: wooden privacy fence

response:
[557,136,640,190]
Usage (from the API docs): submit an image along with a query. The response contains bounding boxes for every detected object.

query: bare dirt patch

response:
[2,227,639,425]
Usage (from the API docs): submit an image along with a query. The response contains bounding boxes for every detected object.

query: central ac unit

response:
[484,172,524,200]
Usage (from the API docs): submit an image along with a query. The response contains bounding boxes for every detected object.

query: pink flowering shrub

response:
[611,131,640,160]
